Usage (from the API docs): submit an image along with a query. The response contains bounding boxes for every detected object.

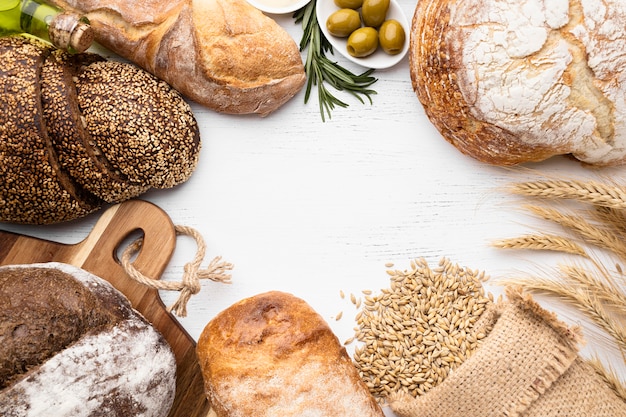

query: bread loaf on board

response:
[48,0,306,116]
[0,262,176,417]
[410,0,626,166]
[0,36,200,225]
[197,291,385,417]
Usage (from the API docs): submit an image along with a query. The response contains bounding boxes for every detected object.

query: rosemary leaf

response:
[294,0,377,121]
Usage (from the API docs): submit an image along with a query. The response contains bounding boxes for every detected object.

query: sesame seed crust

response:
[0,36,101,225]
[75,61,201,189]
[0,36,202,224]
[41,50,150,203]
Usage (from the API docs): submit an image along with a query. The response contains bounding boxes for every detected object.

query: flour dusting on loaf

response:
[410,0,626,166]
[0,263,176,417]
[197,291,384,417]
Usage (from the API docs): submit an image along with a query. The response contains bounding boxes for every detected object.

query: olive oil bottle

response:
[0,0,93,53]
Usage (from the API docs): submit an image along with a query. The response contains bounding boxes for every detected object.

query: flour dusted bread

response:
[0,262,176,417]
[197,291,384,417]
[49,0,306,116]
[410,0,626,166]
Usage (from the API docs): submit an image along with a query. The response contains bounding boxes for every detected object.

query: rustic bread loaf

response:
[48,0,306,116]
[410,0,626,166]
[0,262,176,416]
[197,291,385,417]
[0,36,200,224]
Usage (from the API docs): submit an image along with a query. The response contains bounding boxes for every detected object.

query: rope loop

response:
[120,225,233,317]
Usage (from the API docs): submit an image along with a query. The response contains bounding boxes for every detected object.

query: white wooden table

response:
[2,1,624,414]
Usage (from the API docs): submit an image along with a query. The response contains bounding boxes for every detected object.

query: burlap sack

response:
[389,287,626,417]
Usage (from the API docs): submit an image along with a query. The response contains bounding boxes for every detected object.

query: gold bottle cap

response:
[48,12,94,53]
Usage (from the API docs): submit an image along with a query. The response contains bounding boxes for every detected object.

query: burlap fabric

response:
[389,287,626,417]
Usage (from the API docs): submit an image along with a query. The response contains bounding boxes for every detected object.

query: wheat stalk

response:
[499,177,626,398]
[525,205,626,260]
[587,357,626,402]
[559,264,626,312]
[510,180,626,209]
[501,274,626,355]
[492,234,589,257]
[591,206,626,238]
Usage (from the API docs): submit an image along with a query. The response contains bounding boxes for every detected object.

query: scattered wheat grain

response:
[352,257,492,404]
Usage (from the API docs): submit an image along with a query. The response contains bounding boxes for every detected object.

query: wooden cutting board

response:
[0,199,213,417]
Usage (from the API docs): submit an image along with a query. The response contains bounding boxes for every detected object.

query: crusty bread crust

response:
[410,0,626,166]
[0,262,176,417]
[50,0,306,116]
[197,291,385,417]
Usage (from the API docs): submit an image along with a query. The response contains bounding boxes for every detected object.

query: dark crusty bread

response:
[0,36,101,225]
[197,291,385,417]
[0,35,200,224]
[0,262,176,416]
[410,0,626,166]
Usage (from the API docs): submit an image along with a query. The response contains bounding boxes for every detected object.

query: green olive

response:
[378,19,405,55]
[347,27,379,58]
[326,9,361,38]
[361,0,389,28]
[334,0,363,9]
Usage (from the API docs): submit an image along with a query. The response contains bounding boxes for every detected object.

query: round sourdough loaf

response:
[410,0,626,166]
[0,262,176,417]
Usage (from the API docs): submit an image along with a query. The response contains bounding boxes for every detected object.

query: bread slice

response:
[197,291,385,417]
[41,50,150,203]
[0,36,101,224]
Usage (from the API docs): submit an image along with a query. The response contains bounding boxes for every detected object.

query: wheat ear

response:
[510,180,626,209]
[525,205,626,261]
[559,264,626,312]
[492,234,588,257]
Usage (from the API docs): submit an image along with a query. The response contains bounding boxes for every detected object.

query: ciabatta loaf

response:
[197,291,385,417]
[410,0,626,166]
[49,0,306,116]
[0,262,176,417]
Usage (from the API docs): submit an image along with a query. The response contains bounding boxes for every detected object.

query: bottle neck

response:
[48,11,93,53]
[0,0,93,53]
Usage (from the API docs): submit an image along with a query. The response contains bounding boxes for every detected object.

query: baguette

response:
[0,36,200,224]
[410,0,626,166]
[197,291,385,416]
[49,0,307,116]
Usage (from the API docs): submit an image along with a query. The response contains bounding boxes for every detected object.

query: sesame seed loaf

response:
[196,291,385,417]
[0,36,200,224]
[0,262,176,417]
[410,0,626,166]
[47,0,306,116]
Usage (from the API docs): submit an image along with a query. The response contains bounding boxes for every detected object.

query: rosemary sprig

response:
[294,0,378,121]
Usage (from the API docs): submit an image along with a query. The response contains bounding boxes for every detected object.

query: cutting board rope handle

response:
[121,224,234,317]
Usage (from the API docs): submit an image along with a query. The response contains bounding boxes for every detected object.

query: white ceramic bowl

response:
[246,0,311,14]
[316,0,409,69]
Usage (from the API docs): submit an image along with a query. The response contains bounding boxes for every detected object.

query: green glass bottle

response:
[0,0,93,53]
